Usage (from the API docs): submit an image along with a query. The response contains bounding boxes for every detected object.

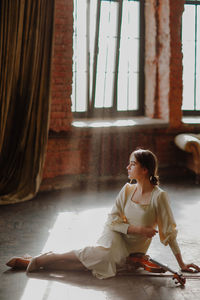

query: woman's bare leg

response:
[44,258,87,271]
[28,251,87,271]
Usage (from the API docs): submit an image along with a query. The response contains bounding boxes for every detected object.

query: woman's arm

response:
[127,225,158,238]
[175,252,200,273]
[156,191,200,273]
[106,184,130,234]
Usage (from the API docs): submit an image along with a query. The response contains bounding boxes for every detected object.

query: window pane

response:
[95,1,118,108]
[89,0,98,101]
[72,0,142,114]
[72,0,87,112]
[196,6,200,109]
[117,1,139,111]
[182,5,195,110]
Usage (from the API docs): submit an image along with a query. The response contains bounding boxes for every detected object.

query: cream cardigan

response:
[100,183,180,255]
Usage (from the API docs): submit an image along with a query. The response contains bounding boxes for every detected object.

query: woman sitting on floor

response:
[6,149,200,278]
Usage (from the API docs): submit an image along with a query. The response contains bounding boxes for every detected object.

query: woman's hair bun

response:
[150,175,159,185]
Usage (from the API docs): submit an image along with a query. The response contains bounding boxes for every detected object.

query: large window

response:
[182,0,200,115]
[72,0,145,118]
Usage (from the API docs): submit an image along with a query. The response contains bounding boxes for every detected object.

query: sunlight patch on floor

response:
[20,207,111,300]
[20,279,49,300]
[43,207,110,253]
[44,282,107,300]
[21,278,107,300]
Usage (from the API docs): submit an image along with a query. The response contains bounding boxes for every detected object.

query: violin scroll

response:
[173,273,186,286]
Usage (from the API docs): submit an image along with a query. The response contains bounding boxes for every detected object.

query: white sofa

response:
[174,133,200,183]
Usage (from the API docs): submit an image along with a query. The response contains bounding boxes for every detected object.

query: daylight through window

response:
[72,0,144,117]
[182,0,200,114]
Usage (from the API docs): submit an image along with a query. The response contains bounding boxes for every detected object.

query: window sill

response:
[72,117,168,129]
[182,116,200,125]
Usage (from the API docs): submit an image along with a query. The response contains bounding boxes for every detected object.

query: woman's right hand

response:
[127,225,158,238]
[140,227,158,238]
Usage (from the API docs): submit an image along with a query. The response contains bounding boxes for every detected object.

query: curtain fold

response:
[0,0,55,204]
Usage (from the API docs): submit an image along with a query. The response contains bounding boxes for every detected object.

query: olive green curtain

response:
[0,0,54,204]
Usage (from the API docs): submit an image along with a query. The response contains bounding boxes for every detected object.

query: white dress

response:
[74,183,180,279]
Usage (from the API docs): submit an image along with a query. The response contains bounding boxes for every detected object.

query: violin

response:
[127,252,186,286]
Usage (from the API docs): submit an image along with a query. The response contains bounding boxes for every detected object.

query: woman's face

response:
[127,154,145,181]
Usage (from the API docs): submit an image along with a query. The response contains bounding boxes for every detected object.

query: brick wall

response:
[145,0,171,121]
[145,0,157,118]
[145,0,184,125]
[42,125,192,190]
[49,0,73,132]
[169,0,184,128]
[41,0,196,189]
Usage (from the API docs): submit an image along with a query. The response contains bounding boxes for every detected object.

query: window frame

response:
[72,0,145,118]
[182,0,200,116]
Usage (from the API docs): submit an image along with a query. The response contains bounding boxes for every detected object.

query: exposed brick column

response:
[42,0,73,180]
[168,0,184,127]
[145,0,157,118]
[50,0,73,132]
[145,0,184,126]
[156,0,170,121]
[145,0,170,121]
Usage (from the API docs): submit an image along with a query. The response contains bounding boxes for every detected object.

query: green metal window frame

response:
[72,0,145,118]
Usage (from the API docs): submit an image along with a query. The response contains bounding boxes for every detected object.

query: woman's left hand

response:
[181,263,200,273]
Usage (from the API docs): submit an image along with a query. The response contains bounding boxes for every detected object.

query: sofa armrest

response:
[174,134,200,153]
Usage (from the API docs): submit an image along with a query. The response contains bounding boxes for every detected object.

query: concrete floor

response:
[1,179,200,300]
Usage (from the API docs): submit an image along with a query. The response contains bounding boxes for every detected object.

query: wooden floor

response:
[1,178,200,300]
